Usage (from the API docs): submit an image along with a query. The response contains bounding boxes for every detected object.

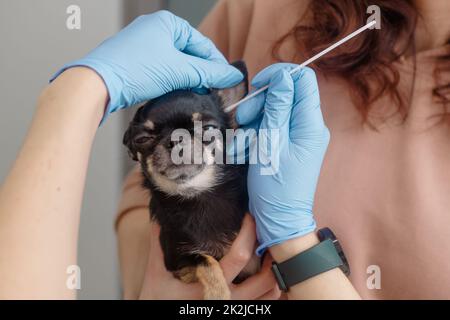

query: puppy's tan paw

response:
[174,266,197,284]
[196,255,230,300]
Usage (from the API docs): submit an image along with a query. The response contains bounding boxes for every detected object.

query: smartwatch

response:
[271,228,350,292]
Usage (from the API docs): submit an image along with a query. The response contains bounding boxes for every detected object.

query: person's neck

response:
[413,0,450,52]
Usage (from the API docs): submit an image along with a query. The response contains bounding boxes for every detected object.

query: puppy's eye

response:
[203,124,218,131]
[134,135,153,145]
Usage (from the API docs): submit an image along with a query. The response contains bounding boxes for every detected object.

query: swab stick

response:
[224,20,377,113]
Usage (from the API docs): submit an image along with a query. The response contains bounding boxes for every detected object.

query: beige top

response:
[118,0,450,299]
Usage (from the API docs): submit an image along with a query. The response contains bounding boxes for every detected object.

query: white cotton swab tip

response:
[224,20,377,113]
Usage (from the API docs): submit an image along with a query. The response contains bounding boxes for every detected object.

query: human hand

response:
[139,215,280,300]
[51,10,243,121]
[236,64,330,256]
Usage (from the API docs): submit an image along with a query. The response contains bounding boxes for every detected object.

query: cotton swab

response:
[224,20,377,113]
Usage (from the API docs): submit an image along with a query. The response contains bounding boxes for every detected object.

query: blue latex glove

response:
[236,63,330,256]
[51,10,243,121]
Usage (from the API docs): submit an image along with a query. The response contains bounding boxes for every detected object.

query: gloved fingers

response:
[240,115,263,133]
[260,68,294,132]
[182,28,228,64]
[291,67,321,115]
[235,63,297,127]
[226,116,262,163]
[184,54,244,89]
[235,90,266,126]
[289,67,329,143]
[251,63,298,88]
[161,10,228,64]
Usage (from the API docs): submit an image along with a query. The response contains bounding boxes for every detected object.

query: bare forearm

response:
[117,209,152,299]
[270,234,361,300]
[0,67,106,299]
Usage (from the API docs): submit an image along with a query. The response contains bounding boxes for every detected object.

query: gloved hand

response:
[51,10,243,121]
[236,63,330,256]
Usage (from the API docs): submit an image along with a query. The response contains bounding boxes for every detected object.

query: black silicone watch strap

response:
[271,239,344,292]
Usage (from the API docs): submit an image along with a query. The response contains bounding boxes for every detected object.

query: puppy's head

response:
[123,61,248,198]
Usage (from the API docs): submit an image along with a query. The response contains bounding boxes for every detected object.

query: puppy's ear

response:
[123,106,147,162]
[213,61,248,107]
[123,124,139,161]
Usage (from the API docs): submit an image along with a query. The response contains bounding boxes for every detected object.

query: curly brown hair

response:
[273,0,450,125]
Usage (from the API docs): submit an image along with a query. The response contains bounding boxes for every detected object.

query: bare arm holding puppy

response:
[0,11,242,299]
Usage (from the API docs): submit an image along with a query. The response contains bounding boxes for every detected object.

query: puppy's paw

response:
[174,266,198,284]
[203,284,231,300]
[196,255,231,300]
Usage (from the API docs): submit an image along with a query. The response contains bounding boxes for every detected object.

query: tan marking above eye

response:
[192,112,202,122]
[144,120,155,130]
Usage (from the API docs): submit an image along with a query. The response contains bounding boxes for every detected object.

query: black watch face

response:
[318,228,351,276]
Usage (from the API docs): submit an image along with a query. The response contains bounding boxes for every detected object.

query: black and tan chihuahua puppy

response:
[123,62,259,299]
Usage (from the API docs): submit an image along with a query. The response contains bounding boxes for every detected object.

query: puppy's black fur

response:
[123,62,251,293]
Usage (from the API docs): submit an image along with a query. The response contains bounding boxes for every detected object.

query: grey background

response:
[0,0,217,299]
